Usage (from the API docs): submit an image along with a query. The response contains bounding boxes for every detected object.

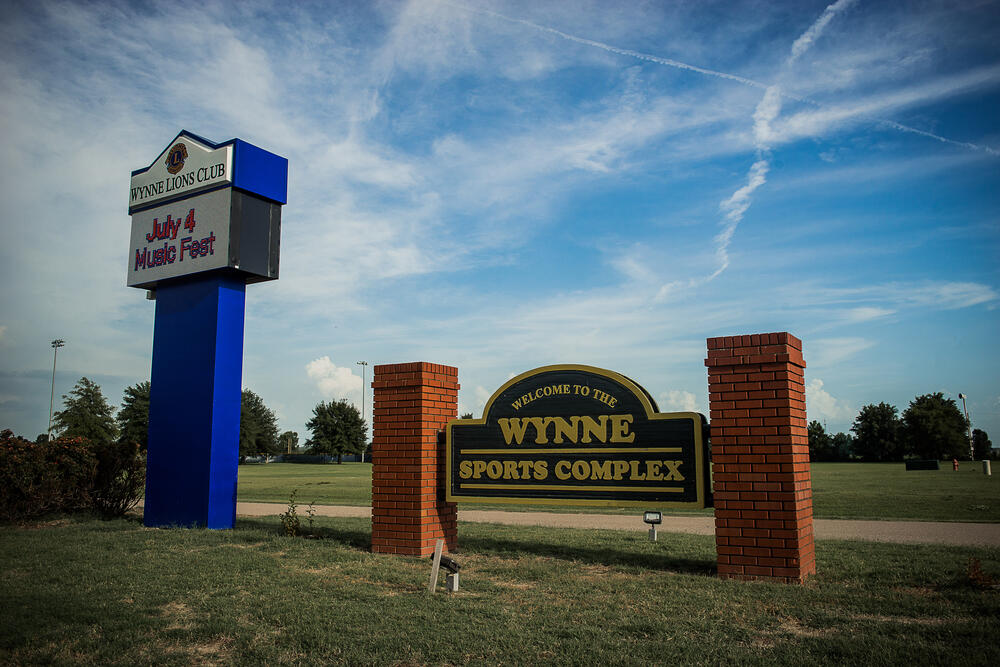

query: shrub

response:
[90,439,145,518]
[0,429,97,523]
[280,489,301,536]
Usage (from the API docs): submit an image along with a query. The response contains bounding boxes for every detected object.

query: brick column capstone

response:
[706,333,816,583]
[371,362,459,556]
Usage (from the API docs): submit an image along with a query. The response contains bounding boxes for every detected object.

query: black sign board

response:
[446,365,711,507]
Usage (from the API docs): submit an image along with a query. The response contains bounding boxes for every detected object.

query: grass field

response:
[237,461,1000,522]
[2,515,998,665]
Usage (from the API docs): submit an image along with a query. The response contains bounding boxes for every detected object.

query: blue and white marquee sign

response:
[129,130,287,529]
[128,131,286,290]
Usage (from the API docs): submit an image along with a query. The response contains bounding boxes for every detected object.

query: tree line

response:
[38,379,995,466]
[42,378,368,464]
[808,392,993,462]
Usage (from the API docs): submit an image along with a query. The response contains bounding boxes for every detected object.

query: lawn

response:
[237,461,1000,522]
[2,515,999,665]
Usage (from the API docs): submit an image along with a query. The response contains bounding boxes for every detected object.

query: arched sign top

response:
[446,364,711,508]
[475,364,661,424]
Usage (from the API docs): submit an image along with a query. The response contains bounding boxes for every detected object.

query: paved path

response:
[232,502,1000,547]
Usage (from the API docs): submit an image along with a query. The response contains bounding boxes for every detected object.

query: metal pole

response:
[959,393,973,460]
[357,361,368,463]
[47,339,65,439]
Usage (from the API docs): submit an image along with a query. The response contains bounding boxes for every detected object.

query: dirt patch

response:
[779,618,832,638]
[161,601,195,631]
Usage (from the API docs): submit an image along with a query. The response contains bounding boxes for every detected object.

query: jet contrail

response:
[448,1,997,157]
[443,0,998,296]
[707,0,859,282]
[447,2,770,91]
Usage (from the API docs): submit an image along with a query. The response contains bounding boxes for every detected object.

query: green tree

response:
[830,432,854,461]
[807,420,837,462]
[52,377,117,443]
[240,390,280,460]
[850,402,902,462]
[117,381,150,450]
[972,429,992,460]
[280,430,299,453]
[902,393,969,460]
[306,399,368,464]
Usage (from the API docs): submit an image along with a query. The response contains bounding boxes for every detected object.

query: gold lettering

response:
[498,418,531,445]
[579,415,608,443]
[525,417,551,444]
[571,460,590,480]
[629,460,646,480]
[533,461,548,480]
[472,460,487,479]
[645,460,663,480]
[518,460,534,478]
[486,461,503,479]
[459,460,473,479]
[551,417,578,444]
[612,460,629,480]
[590,460,612,480]
[663,460,684,481]
[609,415,635,443]
[555,460,572,480]
[503,460,519,479]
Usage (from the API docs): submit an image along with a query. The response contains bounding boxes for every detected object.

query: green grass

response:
[237,462,372,506]
[2,516,998,665]
[237,461,1000,522]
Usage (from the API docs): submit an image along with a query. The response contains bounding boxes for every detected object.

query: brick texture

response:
[371,362,459,556]
[706,333,816,583]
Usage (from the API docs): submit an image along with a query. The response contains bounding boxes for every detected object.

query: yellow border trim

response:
[460,483,684,493]
[459,447,683,455]
[445,364,708,508]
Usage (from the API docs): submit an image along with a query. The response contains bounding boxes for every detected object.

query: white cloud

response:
[659,390,703,414]
[305,357,362,400]
[805,378,855,423]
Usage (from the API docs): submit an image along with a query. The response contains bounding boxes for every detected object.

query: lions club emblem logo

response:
[165,142,189,174]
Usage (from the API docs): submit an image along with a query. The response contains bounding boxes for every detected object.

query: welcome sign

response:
[446,365,711,507]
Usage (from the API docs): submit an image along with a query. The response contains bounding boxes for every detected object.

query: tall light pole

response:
[958,393,973,460]
[357,360,368,463]
[47,339,65,439]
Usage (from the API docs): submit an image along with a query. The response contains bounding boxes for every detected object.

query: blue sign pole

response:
[144,275,245,528]
[128,131,287,529]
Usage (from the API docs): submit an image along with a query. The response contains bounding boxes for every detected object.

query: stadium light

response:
[357,361,369,462]
[47,339,65,439]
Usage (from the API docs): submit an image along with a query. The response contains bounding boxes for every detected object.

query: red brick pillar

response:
[371,362,459,556]
[705,333,816,583]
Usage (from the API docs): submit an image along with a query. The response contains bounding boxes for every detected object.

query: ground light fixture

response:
[643,510,662,542]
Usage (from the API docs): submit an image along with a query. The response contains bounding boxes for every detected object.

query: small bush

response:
[280,489,301,536]
[0,429,97,523]
[91,440,145,518]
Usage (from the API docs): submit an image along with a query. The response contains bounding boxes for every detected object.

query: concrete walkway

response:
[232,502,1000,547]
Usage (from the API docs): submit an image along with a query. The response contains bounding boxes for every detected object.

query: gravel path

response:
[232,502,1000,547]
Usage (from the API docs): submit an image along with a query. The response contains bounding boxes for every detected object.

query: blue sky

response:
[1,0,998,444]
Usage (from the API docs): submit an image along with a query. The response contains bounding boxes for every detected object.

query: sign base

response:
[143,274,245,529]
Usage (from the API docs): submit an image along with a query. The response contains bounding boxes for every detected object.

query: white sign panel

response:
[129,136,232,211]
[127,188,232,287]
